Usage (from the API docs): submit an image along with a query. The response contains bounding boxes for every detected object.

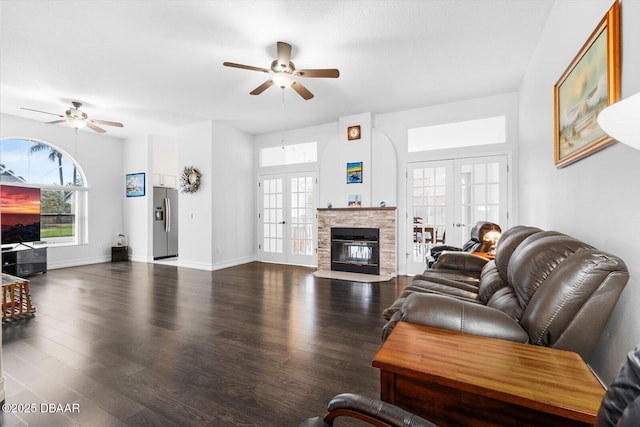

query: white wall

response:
[123,134,152,262]
[176,121,214,270]
[0,113,124,267]
[211,122,255,269]
[172,120,255,271]
[519,0,640,382]
[371,128,398,209]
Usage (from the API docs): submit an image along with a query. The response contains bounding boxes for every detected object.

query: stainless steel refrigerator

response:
[153,187,179,259]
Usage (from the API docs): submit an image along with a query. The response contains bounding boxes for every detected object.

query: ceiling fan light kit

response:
[223,41,339,100]
[272,72,294,88]
[65,102,89,129]
[21,101,124,133]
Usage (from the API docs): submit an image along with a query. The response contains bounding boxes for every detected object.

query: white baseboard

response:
[46,255,258,272]
[47,255,111,270]
[153,255,258,271]
[211,255,257,271]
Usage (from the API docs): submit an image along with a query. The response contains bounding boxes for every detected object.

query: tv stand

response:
[1,245,47,277]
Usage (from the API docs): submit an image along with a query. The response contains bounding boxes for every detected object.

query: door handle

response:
[453,223,465,227]
[165,197,171,233]
[279,221,286,224]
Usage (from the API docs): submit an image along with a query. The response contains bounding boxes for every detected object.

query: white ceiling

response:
[0,0,555,139]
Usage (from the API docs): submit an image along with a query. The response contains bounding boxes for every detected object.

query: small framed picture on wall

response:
[347,162,363,184]
[348,194,362,207]
[126,172,146,197]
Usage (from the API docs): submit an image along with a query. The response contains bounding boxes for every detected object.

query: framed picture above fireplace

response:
[347,162,363,183]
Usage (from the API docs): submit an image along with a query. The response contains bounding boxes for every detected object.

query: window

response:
[0,138,87,245]
[408,116,506,152]
[260,142,317,167]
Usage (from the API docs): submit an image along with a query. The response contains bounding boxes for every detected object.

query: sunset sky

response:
[1,185,41,215]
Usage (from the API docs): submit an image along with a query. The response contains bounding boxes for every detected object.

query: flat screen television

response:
[1,185,41,245]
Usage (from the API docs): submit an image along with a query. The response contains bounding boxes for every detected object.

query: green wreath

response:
[180,166,201,193]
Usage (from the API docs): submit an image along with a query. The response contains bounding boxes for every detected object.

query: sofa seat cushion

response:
[415,270,480,286]
[429,251,489,278]
[412,274,480,292]
[400,293,529,343]
[381,279,482,321]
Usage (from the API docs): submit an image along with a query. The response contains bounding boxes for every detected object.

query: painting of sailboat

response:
[554,1,619,167]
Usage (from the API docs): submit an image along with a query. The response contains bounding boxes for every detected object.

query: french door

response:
[258,172,317,266]
[406,155,509,274]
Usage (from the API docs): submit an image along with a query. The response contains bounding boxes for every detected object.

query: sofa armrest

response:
[400,292,529,343]
[382,310,403,341]
[430,252,489,273]
[299,393,438,427]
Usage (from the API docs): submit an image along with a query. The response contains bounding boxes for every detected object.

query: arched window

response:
[0,138,87,246]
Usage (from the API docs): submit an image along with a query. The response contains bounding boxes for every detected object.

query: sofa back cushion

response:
[508,232,590,307]
[510,233,628,356]
[493,226,542,283]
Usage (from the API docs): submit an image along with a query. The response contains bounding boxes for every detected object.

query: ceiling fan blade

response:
[87,123,106,133]
[295,68,340,78]
[92,119,124,128]
[45,120,67,125]
[276,41,292,68]
[21,107,63,117]
[291,81,314,100]
[250,79,275,96]
[223,62,270,73]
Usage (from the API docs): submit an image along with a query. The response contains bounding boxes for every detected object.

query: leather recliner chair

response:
[383,225,629,360]
[299,346,640,426]
[427,221,501,265]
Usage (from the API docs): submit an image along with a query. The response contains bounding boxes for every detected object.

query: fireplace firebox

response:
[331,227,380,275]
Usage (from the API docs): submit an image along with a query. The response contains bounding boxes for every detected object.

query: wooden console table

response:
[373,323,605,426]
[2,273,36,321]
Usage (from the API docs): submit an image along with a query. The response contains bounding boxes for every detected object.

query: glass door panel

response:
[407,161,453,274]
[259,172,317,266]
[288,173,317,266]
[453,156,507,245]
[260,176,285,263]
[407,155,508,275]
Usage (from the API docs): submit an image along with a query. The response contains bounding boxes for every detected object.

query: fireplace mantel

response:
[317,207,396,277]
[317,207,397,212]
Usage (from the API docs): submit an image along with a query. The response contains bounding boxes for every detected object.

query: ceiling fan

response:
[21,101,124,133]
[223,41,339,100]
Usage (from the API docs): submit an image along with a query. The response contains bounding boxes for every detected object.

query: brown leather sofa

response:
[382,225,629,359]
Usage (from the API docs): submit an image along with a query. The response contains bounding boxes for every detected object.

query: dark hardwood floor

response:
[1,261,409,426]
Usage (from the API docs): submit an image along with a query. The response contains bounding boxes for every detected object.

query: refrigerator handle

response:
[165,197,171,233]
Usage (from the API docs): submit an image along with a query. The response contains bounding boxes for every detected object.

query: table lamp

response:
[483,229,502,256]
[597,91,640,150]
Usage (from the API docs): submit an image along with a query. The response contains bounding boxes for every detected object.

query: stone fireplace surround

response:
[317,207,396,277]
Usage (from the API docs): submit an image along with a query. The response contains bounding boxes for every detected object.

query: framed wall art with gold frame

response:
[553,1,620,168]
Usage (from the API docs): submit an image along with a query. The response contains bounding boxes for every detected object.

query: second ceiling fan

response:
[21,101,123,133]
[223,41,339,100]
